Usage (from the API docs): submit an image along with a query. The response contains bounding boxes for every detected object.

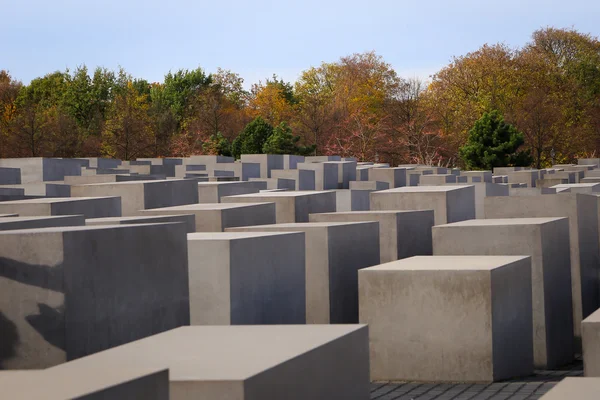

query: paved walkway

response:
[369,359,583,400]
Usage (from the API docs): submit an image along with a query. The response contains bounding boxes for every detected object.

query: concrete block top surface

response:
[0,196,118,204]
[197,181,262,187]
[377,185,474,193]
[583,307,600,323]
[72,179,186,187]
[436,217,567,228]
[188,231,302,241]
[314,210,432,216]
[224,190,334,198]
[0,213,18,217]
[0,222,175,236]
[0,215,84,223]
[229,221,376,230]
[145,202,273,211]
[47,325,367,381]
[363,255,530,272]
[0,368,167,400]
[86,215,195,223]
[540,377,600,399]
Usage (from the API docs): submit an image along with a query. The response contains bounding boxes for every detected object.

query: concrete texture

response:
[241,154,284,178]
[187,231,306,325]
[582,308,600,377]
[0,215,85,231]
[210,162,261,181]
[0,368,169,399]
[47,325,369,400]
[0,158,82,183]
[461,171,493,183]
[368,167,408,188]
[359,256,533,382]
[227,222,380,324]
[71,179,199,216]
[297,162,339,190]
[457,182,509,219]
[222,191,336,223]
[420,174,457,185]
[484,193,600,348]
[540,377,600,399]
[283,154,304,169]
[371,185,476,225]
[432,218,574,368]
[551,183,600,194]
[1,182,71,197]
[325,160,357,189]
[0,223,190,369]
[309,210,434,263]
[271,169,316,190]
[334,189,371,211]
[86,214,196,233]
[0,197,122,218]
[0,167,21,184]
[506,170,540,187]
[140,203,276,232]
[349,181,390,191]
[249,177,296,190]
[197,181,267,203]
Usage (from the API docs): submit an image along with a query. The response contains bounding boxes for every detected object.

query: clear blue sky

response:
[3,0,600,87]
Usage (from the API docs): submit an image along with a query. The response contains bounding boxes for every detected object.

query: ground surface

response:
[369,359,583,400]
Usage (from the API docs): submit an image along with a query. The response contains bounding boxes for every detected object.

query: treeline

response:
[1,27,599,166]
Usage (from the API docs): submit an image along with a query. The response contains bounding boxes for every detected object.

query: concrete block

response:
[45,325,370,400]
[86,214,196,233]
[140,202,276,232]
[197,181,267,203]
[187,232,306,325]
[371,185,476,225]
[249,177,296,190]
[0,167,21,184]
[506,170,540,187]
[75,157,122,169]
[583,308,600,376]
[222,191,336,223]
[241,154,284,178]
[228,222,380,324]
[551,183,600,194]
[0,215,85,231]
[334,189,370,211]
[271,169,316,190]
[0,158,82,183]
[325,161,357,189]
[0,197,121,218]
[210,162,261,181]
[579,158,600,167]
[0,223,189,369]
[283,154,304,169]
[1,182,71,197]
[540,377,600,399]
[174,164,206,178]
[484,193,600,348]
[71,179,198,216]
[461,171,493,183]
[349,180,389,191]
[433,217,573,368]
[456,182,509,219]
[310,210,434,263]
[298,162,339,190]
[305,155,342,162]
[360,255,533,382]
[368,167,408,188]
[0,368,169,399]
[420,174,457,185]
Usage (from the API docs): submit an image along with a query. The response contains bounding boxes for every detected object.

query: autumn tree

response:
[262,122,315,155]
[101,81,153,160]
[0,71,22,157]
[202,132,232,156]
[460,110,532,169]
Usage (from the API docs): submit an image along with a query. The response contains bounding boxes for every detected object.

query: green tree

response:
[459,110,532,170]
[262,122,315,155]
[202,132,231,156]
[231,116,274,158]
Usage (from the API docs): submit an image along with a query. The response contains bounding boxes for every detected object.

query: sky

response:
[2,0,600,88]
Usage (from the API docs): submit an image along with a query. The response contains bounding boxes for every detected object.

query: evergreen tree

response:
[459,110,532,170]
[231,116,273,158]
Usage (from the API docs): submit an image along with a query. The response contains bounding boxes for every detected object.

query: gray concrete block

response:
[456,182,509,219]
[305,155,342,162]
[86,214,196,233]
[334,189,370,211]
[0,167,21,184]
[0,223,189,369]
[222,191,336,223]
[75,158,122,169]
[297,162,339,190]
[0,368,169,399]
[283,154,304,169]
[0,158,82,183]
[349,180,389,191]
[540,377,600,399]
[420,174,457,185]
[249,177,296,190]
[360,255,533,382]
[71,180,198,216]
[433,217,573,368]
[210,162,261,181]
[506,170,540,187]
[310,210,434,263]
[241,154,284,178]
[583,308,600,376]
[0,197,121,218]
[551,183,600,193]
[0,215,85,231]
[271,169,316,190]
[187,232,306,325]
[227,222,380,324]
[371,185,476,225]
[461,171,493,183]
[484,193,600,349]
[368,167,408,188]
[325,161,357,189]
[140,203,276,232]
[1,182,71,197]
[45,325,370,400]
[197,181,267,203]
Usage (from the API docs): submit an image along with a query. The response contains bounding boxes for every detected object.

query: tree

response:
[231,116,274,158]
[460,110,532,170]
[203,132,231,156]
[262,122,315,155]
